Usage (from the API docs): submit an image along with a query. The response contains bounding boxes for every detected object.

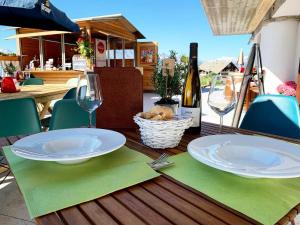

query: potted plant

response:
[75,28,94,70]
[3,62,17,76]
[152,50,188,113]
[277,81,297,96]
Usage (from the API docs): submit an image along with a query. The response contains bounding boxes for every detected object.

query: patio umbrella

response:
[237,48,244,66]
[0,0,80,32]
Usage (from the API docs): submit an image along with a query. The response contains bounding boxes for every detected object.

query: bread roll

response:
[139,105,174,121]
[149,106,173,120]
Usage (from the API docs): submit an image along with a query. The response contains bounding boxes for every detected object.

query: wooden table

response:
[1,122,299,225]
[0,84,70,118]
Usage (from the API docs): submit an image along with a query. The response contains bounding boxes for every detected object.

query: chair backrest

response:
[63,87,77,99]
[49,99,95,130]
[0,98,41,137]
[94,67,143,129]
[240,94,300,139]
[22,78,44,85]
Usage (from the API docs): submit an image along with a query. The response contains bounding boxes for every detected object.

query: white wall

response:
[294,22,300,79]
[273,0,300,18]
[259,19,300,94]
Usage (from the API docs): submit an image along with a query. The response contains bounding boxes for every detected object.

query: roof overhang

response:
[5,30,70,40]
[201,0,276,35]
[74,14,145,41]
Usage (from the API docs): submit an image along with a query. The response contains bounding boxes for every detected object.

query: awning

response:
[0,0,80,32]
[201,0,276,35]
[5,30,70,40]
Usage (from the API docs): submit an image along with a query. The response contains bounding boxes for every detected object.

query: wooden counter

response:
[24,70,83,84]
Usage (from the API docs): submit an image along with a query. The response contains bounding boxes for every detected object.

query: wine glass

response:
[208,74,236,131]
[76,72,103,128]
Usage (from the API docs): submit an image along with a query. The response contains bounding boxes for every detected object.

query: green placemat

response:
[3,146,159,218]
[162,152,300,225]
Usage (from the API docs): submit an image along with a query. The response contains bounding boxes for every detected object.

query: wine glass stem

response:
[88,112,92,128]
[219,115,223,133]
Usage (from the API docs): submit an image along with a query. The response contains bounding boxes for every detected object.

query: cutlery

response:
[148,153,174,170]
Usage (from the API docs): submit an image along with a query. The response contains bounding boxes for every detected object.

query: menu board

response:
[72,54,87,71]
[137,42,158,66]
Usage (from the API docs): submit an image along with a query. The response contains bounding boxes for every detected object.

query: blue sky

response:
[0,0,251,62]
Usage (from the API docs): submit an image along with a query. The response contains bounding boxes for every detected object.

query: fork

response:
[148,153,169,166]
[148,153,174,170]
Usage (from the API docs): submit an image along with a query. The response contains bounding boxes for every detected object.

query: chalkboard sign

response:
[72,54,87,71]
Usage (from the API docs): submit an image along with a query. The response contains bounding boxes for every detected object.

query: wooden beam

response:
[5,30,70,40]
[247,0,276,33]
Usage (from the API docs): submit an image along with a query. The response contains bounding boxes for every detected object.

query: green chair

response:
[63,87,77,99]
[40,87,77,128]
[0,97,42,137]
[49,99,96,130]
[22,78,44,85]
[0,97,42,184]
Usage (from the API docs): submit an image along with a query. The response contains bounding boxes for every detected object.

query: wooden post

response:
[296,59,300,104]
[133,42,136,67]
[86,27,92,43]
[122,39,125,67]
[113,40,116,67]
[61,34,66,70]
[39,36,44,70]
[107,36,110,67]
[16,28,23,69]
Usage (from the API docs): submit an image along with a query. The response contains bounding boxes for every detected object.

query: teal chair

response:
[0,98,42,137]
[0,97,42,184]
[63,87,77,99]
[22,78,44,85]
[40,87,77,129]
[49,99,96,130]
[240,94,300,139]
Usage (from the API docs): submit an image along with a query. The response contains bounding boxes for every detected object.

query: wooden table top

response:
[0,84,70,102]
[1,122,299,225]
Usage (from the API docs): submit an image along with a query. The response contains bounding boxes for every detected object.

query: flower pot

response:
[154,98,179,115]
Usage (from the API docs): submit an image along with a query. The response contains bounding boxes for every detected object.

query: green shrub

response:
[200,72,217,87]
[152,50,188,99]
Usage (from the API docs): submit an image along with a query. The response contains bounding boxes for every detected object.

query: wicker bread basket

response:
[134,113,193,149]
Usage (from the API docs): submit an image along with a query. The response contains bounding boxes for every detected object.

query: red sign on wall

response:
[96,39,106,67]
[97,41,105,54]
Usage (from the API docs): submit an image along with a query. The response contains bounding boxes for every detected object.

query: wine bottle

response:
[181,43,201,133]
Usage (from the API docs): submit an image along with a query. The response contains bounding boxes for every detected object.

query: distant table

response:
[0,84,70,118]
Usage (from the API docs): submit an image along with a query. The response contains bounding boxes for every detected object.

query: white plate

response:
[188,134,300,178]
[11,128,126,165]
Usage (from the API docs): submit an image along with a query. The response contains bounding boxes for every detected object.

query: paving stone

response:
[0,174,33,223]
[0,214,36,225]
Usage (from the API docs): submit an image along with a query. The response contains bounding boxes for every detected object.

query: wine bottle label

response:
[181,107,200,127]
